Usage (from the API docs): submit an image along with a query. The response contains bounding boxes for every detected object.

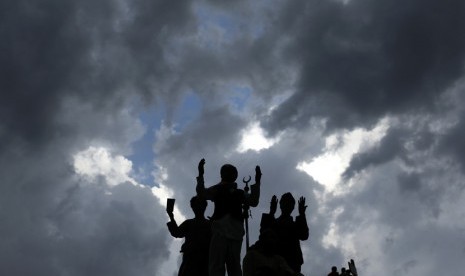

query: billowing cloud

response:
[3,0,465,275]
[265,0,465,132]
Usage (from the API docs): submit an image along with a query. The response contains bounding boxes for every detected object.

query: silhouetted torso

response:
[209,182,245,222]
[243,229,296,276]
[167,217,211,276]
[260,213,309,273]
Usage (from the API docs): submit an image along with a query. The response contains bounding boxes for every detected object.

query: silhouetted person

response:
[196,159,262,276]
[340,267,349,276]
[243,229,302,276]
[260,193,309,273]
[167,196,211,276]
[328,266,339,276]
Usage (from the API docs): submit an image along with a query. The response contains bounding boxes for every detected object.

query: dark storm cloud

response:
[437,108,465,174]
[147,0,465,274]
[264,0,465,133]
[1,0,196,275]
[0,149,169,276]
[340,112,461,214]
[156,105,247,157]
[4,0,465,274]
[0,0,193,149]
[332,159,465,274]
[343,127,409,178]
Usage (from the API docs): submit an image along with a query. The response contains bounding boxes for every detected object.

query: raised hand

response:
[255,165,262,184]
[298,196,307,216]
[269,195,278,216]
[198,158,205,177]
[348,259,357,276]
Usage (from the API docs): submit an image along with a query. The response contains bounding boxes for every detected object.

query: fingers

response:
[298,196,307,215]
[271,195,277,203]
[198,159,205,175]
[270,195,277,215]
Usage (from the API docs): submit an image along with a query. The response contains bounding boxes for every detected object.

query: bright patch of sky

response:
[173,92,203,131]
[267,89,295,115]
[321,207,345,249]
[128,93,202,185]
[73,145,183,217]
[151,161,186,276]
[73,146,185,276]
[237,121,280,153]
[73,146,138,186]
[128,105,164,184]
[297,119,389,194]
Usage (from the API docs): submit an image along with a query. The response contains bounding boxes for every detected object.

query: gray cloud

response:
[343,127,409,179]
[264,0,465,133]
[4,0,465,275]
[0,0,196,275]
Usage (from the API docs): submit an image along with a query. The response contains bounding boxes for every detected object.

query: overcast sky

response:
[2,0,465,275]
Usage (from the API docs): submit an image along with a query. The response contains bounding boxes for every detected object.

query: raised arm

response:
[296,196,309,240]
[348,259,357,276]
[166,209,185,238]
[196,158,216,200]
[196,158,206,196]
[247,165,262,207]
[260,195,277,234]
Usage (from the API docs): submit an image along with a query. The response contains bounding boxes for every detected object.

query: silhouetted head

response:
[190,196,207,217]
[341,267,346,273]
[331,266,338,272]
[220,164,238,183]
[279,192,295,215]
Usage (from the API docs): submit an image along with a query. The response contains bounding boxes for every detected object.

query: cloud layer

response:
[3,0,465,275]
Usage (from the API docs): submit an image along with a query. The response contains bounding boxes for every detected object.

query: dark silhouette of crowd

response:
[327,259,358,276]
[165,158,358,276]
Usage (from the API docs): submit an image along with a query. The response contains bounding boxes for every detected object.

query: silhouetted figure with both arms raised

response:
[260,193,309,273]
[196,158,262,276]
[167,196,211,276]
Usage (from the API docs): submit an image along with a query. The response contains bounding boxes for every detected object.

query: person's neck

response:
[279,213,292,218]
[221,181,236,186]
[194,214,205,219]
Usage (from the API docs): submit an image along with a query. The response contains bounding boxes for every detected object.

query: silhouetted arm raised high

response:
[166,211,187,238]
[296,197,309,240]
[247,166,262,207]
[195,159,217,200]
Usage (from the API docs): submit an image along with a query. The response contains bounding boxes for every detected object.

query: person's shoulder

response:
[181,218,196,225]
[194,217,211,225]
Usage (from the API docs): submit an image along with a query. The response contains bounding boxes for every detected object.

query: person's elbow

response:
[299,230,309,241]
